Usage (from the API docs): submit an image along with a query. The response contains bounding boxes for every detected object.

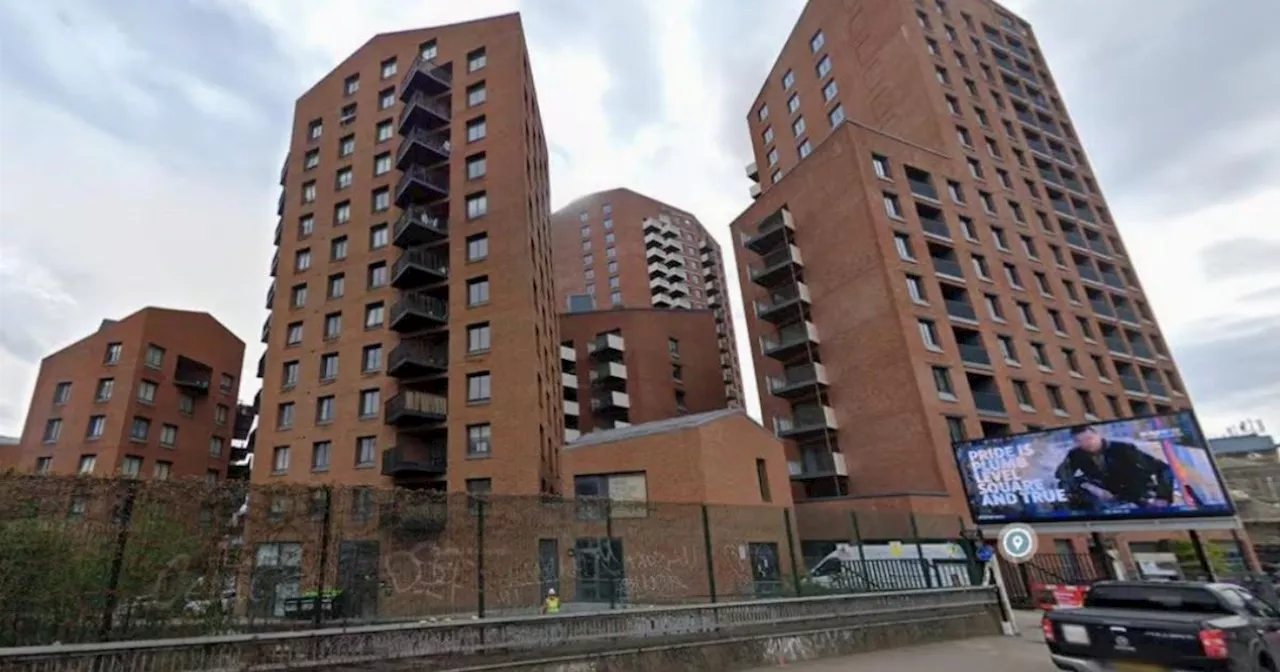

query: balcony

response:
[273,219,282,246]
[1119,375,1146,395]
[565,428,581,442]
[560,344,575,362]
[174,356,212,396]
[562,371,579,389]
[389,293,448,332]
[671,296,692,310]
[931,256,965,280]
[385,390,448,427]
[260,317,271,344]
[393,206,448,248]
[270,250,279,277]
[789,451,848,480]
[776,404,838,440]
[972,391,1007,416]
[651,292,674,308]
[1130,339,1155,361]
[746,161,759,181]
[1077,264,1102,285]
[704,280,721,296]
[588,332,625,356]
[255,353,265,379]
[920,212,951,240]
[399,55,452,99]
[395,128,451,171]
[907,175,940,202]
[649,276,673,295]
[1052,148,1074,166]
[590,390,631,411]
[1074,205,1097,225]
[744,208,796,254]
[958,343,993,368]
[1086,236,1111,257]
[1104,336,1130,356]
[387,340,448,378]
[762,320,820,362]
[945,298,978,323]
[394,165,448,208]
[1064,230,1088,251]
[391,247,449,289]
[563,399,580,416]
[757,282,811,325]
[589,361,628,382]
[1144,379,1169,398]
[1090,297,1115,319]
[397,91,450,134]
[668,281,689,298]
[265,284,275,310]
[382,442,447,477]
[1051,199,1074,218]
[1115,304,1140,325]
[1101,272,1126,290]
[767,362,829,399]
[749,244,803,287]
[277,190,285,216]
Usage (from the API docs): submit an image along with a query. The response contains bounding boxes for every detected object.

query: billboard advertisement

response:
[952,410,1234,525]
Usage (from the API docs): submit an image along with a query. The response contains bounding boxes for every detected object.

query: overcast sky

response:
[0,0,1276,442]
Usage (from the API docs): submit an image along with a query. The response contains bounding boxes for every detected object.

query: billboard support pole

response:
[850,512,870,590]
[908,512,933,588]
[1188,530,1218,582]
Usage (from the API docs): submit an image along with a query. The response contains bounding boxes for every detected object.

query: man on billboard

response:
[1054,426,1175,511]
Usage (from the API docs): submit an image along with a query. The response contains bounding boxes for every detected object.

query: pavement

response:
[741,610,1055,671]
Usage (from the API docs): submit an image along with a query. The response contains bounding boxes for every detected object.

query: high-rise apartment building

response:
[733,0,1191,510]
[552,188,743,409]
[14,307,247,482]
[256,14,562,497]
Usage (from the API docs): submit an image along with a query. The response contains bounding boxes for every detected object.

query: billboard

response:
[952,410,1235,525]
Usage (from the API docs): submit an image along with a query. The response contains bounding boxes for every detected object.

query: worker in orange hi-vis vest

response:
[540,588,560,615]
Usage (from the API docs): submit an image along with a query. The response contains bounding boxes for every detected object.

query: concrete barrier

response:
[0,587,999,671]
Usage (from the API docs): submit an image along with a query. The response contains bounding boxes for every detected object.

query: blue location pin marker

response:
[997,524,1038,564]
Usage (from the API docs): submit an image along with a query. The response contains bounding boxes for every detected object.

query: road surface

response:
[742,611,1053,671]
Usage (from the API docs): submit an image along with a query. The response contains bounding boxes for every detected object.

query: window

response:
[299,215,315,237]
[798,140,813,158]
[932,366,955,397]
[947,181,965,204]
[468,277,490,306]
[979,191,996,214]
[883,193,904,218]
[767,147,779,166]
[178,394,195,416]
[787,93,800,113]
[872,155,890,179]
[155,423,177,448]
[90,378,112,402]
[959,216,976,240]
[1011,380,1034,409]
[320,353,339,381]
[971,254,990,279]
[361,344,381,373]
[466,233,489,262]
[1046,385,1066,412]
[356,436,377,467]
[281,360,300,387]
[420,39,437,60]
[672,363,684,381]
[316,395,335,423]
[343,74,359,95]
[49,381,72,405]
[466,116,488,143]
[946,417,966,441]
[335,167,353,190]
[1004,263,1022,288]
[286,321,304,345]
[308,119,322,140]
[130,416,150,442]
[468,47,487,72]
[1064,348,1081,374]
[327,274,345,299]
[214,404,229,426]
[368,262,388,289]
[372,153,392,177]
[810,30,825,52]
[118,455,142,478]
[792,116,806,137]
[145,344,165,368]
[997,335,1017,363]
[339,135,355,157]
[105,342,123,364]
[945,94,960,115]
[302,181,317,203]
[985,294,1004,320]
[370,223,388,249]
[992,227,1009,250]
[906,275,927,303]
[466,192,488,219]
[378,88,395,110]
[918,320,941,350]
[1034,272,1051,295]
[466,153,487,179]
[894,233,915,260]
[827,104,846,126]
[295,247,312,271]
[467,82,487,106]
[277,402,295,429]
[1031,342,1050,368]
[272,446,291,474]
[1017,301,1037,328]
[366,302,385,328]
[782,69,796,89]
[376,120,393,142]
[757,104,769,121]
[967,158,983,179]
[42,418,62,442]
[372,188,390,212]
[816,55,832,78]
[335,200,352,223]
[956,126,972,147]
[154,461,172,481]
[996,168,1011,188]
[307,441,331,472]
[610,291,622,305]
[467,424,492,457]
[209,436,225,458]
[467,372,492,403]
[468,323,491,352]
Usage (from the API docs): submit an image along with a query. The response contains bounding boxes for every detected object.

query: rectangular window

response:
[324,312,341,340]
[53,381,71,404]
[209,436,225,458]
[105,342,123,364]
[154,461,172,481]
[272,446,291,474]
[372,188,390,211]
[302,181,317,203]
[320,353,339,381]
[362,344,382,373]
[872,155,890,179]
[468,323,491,352]
[467,423,492,457]
[277,402,295,429]
[298,215,314,237]
[932,366,955,396]
[312,441,331,471]
[136,379,158,404]
[339,135,355,157]
[356,436,377,467]
[159,423,177,447]
[467,81,487,106]
[365,302,385,328]
[359,388,380,418]
[215,404,229,426]
[894,233,915,260]
[327,274,345,299]
[370,224,388,249]
[145,344,165,368]
[756,458,772,502]
[295,248,312,271]
[467,116,487,142]
[468,277,490,306]
[374,153,391,176]
[467,372,492,403]
[376,120,393,142]
[283,360,300,386]
[368,262,388,288]
[335,167,352,190]
[286,322,304,345]
[465,234,489,262]
[918,320,941,349]
[468,47,487,72]
[466,153,487,180]
[316,396,335,423]
[883,193,903,218]
[906,275,927,303]
[291,283,308,307]
[178,394,195,416]
[42,418,62,442]
[121,455,143,478]
[466,192,489,219]
[130,416,150,442]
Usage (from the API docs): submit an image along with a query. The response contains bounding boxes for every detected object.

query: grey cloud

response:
[1241,284,1280,305]
[1200,238,1280,281]
[1174,314,1280,410]
[0,0,298,177]
[520,0,664,139]
[1017,0,1280,219]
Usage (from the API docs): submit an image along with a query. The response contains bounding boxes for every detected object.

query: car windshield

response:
[1084,584,1232,614]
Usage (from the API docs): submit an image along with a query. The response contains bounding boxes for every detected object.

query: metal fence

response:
[998,552,1109,607]
[0,475,983,647]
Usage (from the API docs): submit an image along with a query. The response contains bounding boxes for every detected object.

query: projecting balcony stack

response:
[386,55,454,485]
[746,207,843,493]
